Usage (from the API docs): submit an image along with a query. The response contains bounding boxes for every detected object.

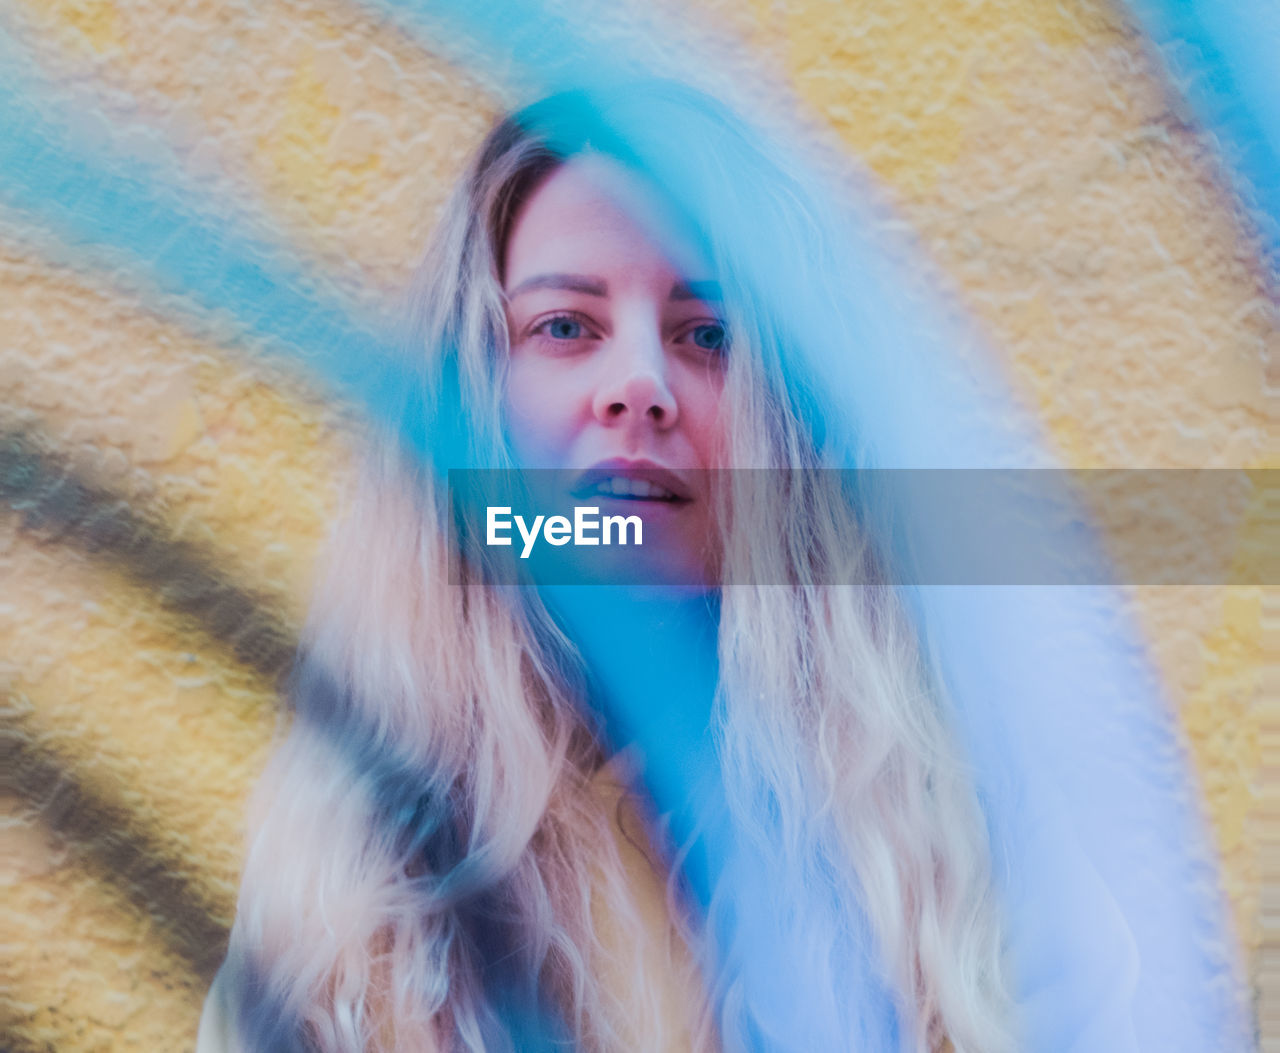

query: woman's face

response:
[501,157,727,585]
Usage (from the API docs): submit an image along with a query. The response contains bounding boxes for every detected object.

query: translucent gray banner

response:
[446,469,1275,587]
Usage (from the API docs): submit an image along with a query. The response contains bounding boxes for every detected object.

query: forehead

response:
[502,157,708,287]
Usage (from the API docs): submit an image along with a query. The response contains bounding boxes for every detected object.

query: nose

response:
[591,325,678,430]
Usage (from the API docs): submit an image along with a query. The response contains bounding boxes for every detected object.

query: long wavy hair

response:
[220,82,1019,1052]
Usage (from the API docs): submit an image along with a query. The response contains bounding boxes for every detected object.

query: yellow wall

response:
[1,1,1270,1048]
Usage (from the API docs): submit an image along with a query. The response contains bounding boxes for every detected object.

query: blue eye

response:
[542,316,583,340]
[690,322,728,352]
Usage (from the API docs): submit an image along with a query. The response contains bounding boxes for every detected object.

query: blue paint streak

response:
[0,44,465,472]
[1124,0,1280,265]
[353,7,1257,1044]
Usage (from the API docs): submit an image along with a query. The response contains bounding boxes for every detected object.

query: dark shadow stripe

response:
[1,714,230,982]
[0,424,296,1037]
[0,427,297,681]
[0,1011,58,1053]
[0,425,578,1046]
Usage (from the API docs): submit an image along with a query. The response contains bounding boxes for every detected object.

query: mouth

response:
[570,460,695,504]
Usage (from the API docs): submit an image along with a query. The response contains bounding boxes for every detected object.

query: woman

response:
[199,83,1019,1052]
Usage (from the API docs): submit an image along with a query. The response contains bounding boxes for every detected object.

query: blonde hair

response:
[222,83,1019,1052]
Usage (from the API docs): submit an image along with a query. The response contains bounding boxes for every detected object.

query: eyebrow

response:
[505,274,724,303]
[506,273,607,298]
[669,279,723,302]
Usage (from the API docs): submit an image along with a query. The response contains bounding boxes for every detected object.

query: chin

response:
[567,543,716,590]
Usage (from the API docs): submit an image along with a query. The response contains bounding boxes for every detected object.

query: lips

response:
[570,459,695,503]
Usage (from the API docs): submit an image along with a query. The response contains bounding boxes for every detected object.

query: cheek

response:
[502,355,577,465]
[678,371,729,468]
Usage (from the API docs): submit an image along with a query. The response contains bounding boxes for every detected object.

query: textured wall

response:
[0,0,1271,1049]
